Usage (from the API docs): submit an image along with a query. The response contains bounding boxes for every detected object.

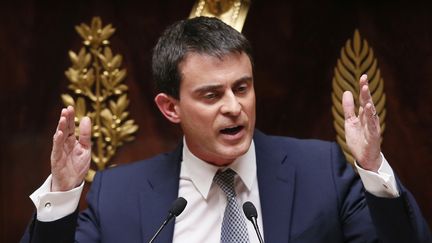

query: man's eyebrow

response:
[233,76,253,85]
[192,75,254,94]
[193,84,224,94]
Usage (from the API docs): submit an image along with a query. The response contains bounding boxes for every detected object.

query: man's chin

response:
[217,141,251,160]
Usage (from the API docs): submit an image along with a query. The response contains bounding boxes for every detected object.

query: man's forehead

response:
[180,51,248,65]
[179,52,252,82]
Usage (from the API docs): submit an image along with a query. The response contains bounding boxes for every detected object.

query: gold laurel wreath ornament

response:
[331,29,386,164]
[61,17,138,182]
[189,0,250,32]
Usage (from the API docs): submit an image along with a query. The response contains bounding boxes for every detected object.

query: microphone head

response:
[169,197,187,216]
[243,201,258,221]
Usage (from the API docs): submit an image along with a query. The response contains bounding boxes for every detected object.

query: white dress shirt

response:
[30,139,399,242]
[173,140,263,243]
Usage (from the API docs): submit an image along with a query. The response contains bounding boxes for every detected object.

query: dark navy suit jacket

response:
[22,130,431,242]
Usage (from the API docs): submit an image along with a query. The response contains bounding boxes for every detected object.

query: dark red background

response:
[1,0,431,241]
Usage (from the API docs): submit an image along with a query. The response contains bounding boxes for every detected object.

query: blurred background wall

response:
[1,0,431,241]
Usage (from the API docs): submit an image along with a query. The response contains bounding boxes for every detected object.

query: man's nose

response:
[220,92,241,116]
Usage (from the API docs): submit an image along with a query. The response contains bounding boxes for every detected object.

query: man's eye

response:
[235,85,248,93]
[204,92,218,99]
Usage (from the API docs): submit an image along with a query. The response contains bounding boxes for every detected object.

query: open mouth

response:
[220,125,244,135]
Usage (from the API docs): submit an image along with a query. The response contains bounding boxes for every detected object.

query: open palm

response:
[342,75,382,172]
[50,106,92,192]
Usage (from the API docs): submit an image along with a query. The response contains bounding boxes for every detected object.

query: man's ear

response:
[154,93,181,124]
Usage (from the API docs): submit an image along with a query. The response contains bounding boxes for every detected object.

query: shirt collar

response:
[180,138,256,200]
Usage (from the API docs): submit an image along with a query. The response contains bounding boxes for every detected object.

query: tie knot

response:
[213,169,237,198]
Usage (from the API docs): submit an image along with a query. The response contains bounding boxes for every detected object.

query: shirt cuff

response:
[29,174,84,222]
[355,154,399,198]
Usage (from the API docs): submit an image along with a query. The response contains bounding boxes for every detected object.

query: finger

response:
[359,106,366,127]
[359,74,368,88]
[56,108,67,131]
[364,103,380,137]
[79,116,92,148]
[51,116,67,162]
[342,91,356,120]
[358,74,371,107]
[58,108,70,135]
[360,84,374,109]
[66,106,76,137]
[52,108,69,160]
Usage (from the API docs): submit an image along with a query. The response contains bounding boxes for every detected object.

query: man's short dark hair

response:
[152,16,253,99]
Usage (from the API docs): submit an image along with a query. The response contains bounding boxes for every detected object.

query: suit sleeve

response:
[21,172,104,243]
[365,185,432,243]
[20,210,78,243]
[330,142,431,243]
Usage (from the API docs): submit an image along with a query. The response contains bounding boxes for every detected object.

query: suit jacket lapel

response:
[254,130,296,243]
[139,144,182,243]
[138,131,296,242]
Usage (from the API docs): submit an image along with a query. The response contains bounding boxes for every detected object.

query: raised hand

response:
[51,106,92,192]
[342,74,382,172]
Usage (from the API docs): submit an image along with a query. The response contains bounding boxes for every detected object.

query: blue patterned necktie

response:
[213,169,250,243]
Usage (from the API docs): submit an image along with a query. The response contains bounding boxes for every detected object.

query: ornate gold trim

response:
[189,0,251,32]
[62,17,138,181]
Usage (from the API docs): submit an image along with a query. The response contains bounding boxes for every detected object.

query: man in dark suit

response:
[23,17,431,242]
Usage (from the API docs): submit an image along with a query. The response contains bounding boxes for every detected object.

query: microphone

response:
[148,197,187,243]
[243,201,264,243]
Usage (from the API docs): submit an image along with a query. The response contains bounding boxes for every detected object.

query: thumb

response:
[342,91,356,120]
[79,117,92,147]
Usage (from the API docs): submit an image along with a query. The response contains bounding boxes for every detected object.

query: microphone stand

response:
[250,216,264,243]
[148,213,174,243]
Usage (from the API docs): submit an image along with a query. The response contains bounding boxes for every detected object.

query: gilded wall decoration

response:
[332,29,386,164]
[61,17,138,181]
[189,0,250,32]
